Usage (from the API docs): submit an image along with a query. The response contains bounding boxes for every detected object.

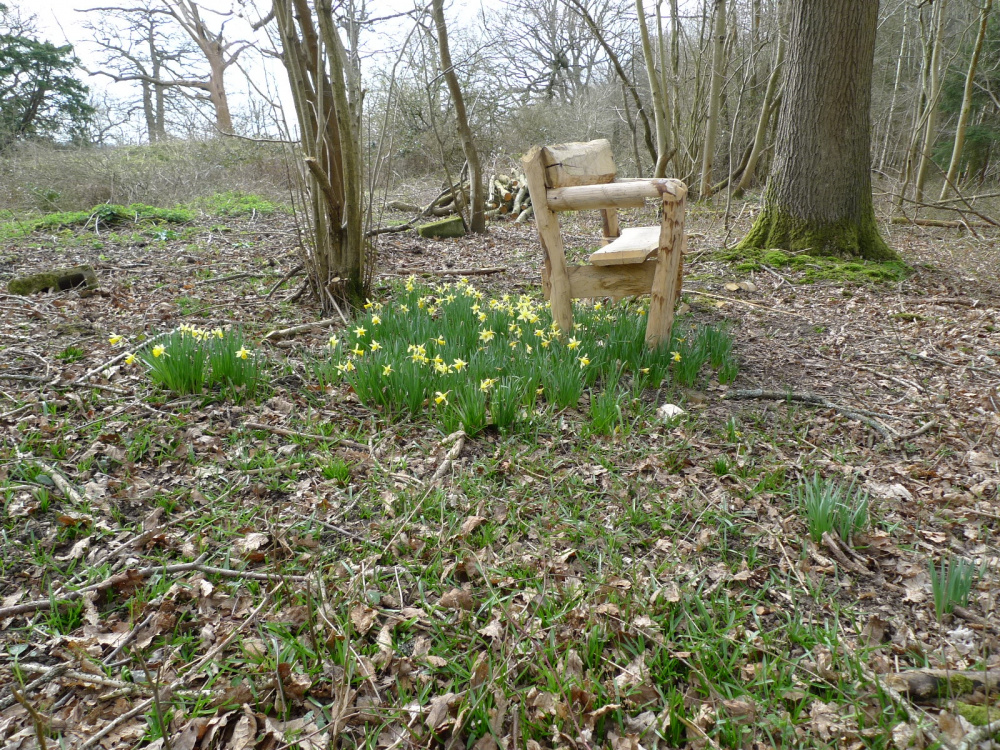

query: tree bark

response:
[914,0,947,203]
[940,0,992,199]
[430,0,486,234]
[699,0,726,198]
[636,0,672,177]
[736,0,895,260]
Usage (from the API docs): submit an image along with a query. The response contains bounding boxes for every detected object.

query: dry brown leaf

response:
[438,588,474,610]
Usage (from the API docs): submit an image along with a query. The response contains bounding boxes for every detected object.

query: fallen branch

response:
[890,216,991,229]
[0,563,309,620]
[957,717,1000,750]
[264,264,304,299]
[432,430,466,485]
[0,665,68,711]
[194,272,258,286]
[262,317,339,342]
[244,421,368,451]
[884,668,1000,703]
[391,266,506,277]
[723,389,899,443]
[821,532,869,576]
[29,460,84,505]
[685,289,810,318]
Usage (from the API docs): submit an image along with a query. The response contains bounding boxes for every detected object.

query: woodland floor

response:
[0,195,999,750]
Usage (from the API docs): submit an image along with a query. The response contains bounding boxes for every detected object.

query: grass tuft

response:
[930,555,976,621]
[794,473,869,544]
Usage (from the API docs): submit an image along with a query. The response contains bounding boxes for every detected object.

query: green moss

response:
[954,702,999,726]
[417,215,466,239]
[26,203,194,232]
[717,245,910,285]
[8,265,98,295]
[736,199,897,261]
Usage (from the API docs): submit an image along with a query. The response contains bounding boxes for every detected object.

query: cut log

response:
[547,179,687,212]
[541,139,617,188]
[8,265,99,295]
[388,200,420,212]
[417,216,466,239]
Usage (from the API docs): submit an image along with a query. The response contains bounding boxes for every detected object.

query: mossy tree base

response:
[736,203,897,262]
[8,265,99,295]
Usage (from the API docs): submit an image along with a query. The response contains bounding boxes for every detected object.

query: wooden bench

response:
[521,139,687,349]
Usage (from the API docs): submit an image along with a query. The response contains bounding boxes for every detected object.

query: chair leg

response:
[644,196,686,349]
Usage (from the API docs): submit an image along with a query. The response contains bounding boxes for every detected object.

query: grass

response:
[930,555,976,621]
[794,473,870,544]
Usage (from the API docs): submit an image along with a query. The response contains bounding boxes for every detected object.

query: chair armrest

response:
[546,178,686,212]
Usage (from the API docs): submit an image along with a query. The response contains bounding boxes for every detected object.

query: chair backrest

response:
[540,139,617,188]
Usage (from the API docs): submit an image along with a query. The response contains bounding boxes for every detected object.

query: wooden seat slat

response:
[589,226,660,266]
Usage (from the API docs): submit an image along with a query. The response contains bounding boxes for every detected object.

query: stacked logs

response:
[486,173,533,223]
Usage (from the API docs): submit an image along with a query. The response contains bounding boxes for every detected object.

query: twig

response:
[432,430,466,484]
[0,373,45,383]
[323,287,351,327]
[911,352,998,376]
[74,329,175,385]
[265,264,304,299]
[390,266,507,277]
[684,289,809,318]
[262,317,339,342]
[760,264,795,287]
[244,421,368,450]
[957,718,1000,750]
[0,563,309,620]
[103,611,156,665]
[134,650,173,750]
[0,665,68,711]
[723,389,899,443]
[821,532,869,576]
[193,271,258,286]
[29,460,84,505]
[77,698,153,749]
[896,420,938,441]
[11,689,48,750]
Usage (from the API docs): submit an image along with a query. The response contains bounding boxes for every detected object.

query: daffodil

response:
[352,346,365,357]
[213,328,224,339]
[594,301,603,310]
[364,300,374,310]
[124,353,136,365]
[480,378,496,392]
[369,340,382,352]
[578,354,590,367]
[671,351,682,362]
[371,315,381,325]
[567,337,580,350]
[479,329,495,343]
[152,345,167,358]
[383,364,394,376]
[109,334,124,346]
[400,304,409,313]
[354,326,366,338]
[452,358,467,372]
[236,347,250,359]
[435,390,450,405]
[328,336,340,348]
[434,361,450,375]
[405,275,416,291]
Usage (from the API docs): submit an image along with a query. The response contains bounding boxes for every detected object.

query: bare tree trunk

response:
[914,0,948,203]
[636,0,672,177]
[733,33,784,196]
[273,0,366,308]
[699,0,726,197]
[940,0,992,199]
[430,0,485,234]
[736,0,894,260]
[878,3,908,172]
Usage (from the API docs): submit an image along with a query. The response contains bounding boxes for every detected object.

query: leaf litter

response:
[0,202,998,748]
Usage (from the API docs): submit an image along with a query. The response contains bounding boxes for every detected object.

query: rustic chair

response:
[521,139,687,349]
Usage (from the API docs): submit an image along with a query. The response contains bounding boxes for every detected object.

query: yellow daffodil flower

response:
[578,355,590,367]
[328,336,340,348]
[435,390,449,405]
[671,351,682,362]
[152,345,167,358]
[479,329,495,343]
[434,336,446,346]
[400,304,409,313]
[383,364,393,376]
[477,311,487,322]
[480,378,496,392]
[354,326,366,338]
[109,334,123,346]
[567,337,580,350]
[370,340,382,352]
[364,300,374,309]
[352,346,365,357]
[236,347,250,359]
[371,315,381,325]
[434,362,450,375]
[213,328,224,339]
[124,353,136,365]
[452,358,467,371]
[405,275,416,291]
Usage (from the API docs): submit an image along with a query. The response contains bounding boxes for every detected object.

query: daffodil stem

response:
[73,328,177,385]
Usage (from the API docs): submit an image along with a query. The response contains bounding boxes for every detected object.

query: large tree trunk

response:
[636,0,672,177]
[736,0,894,260]
[430,0,486,234]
